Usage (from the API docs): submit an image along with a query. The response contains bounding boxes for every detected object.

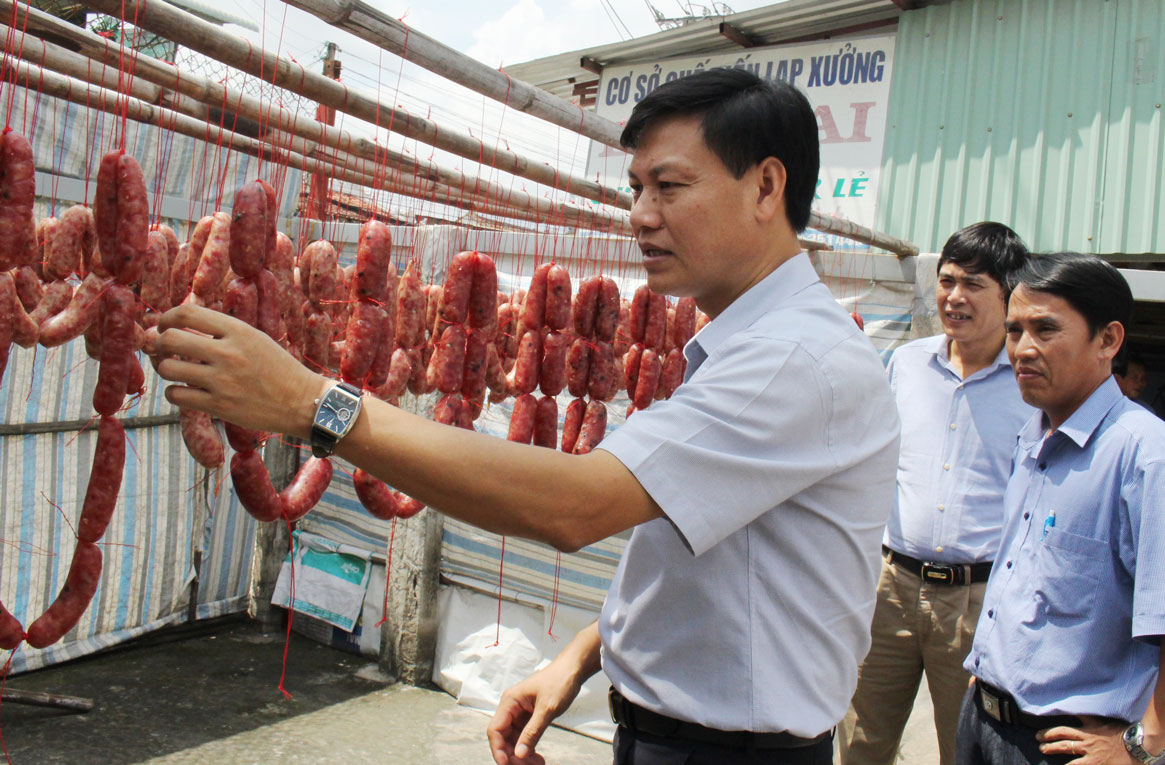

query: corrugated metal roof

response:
[503,0,923,100]
[877,0,1165,256]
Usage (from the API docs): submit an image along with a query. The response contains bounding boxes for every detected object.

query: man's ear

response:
[754,157,787,223]
[1097,320,1126,362]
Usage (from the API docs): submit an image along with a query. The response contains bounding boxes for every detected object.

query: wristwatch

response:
[310,381,364,458]
[1123,722,1165,764]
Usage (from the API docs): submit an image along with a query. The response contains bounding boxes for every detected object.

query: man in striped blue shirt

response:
[958,253,1165,765]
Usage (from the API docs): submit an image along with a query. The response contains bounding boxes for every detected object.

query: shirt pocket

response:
[1033,529,1107,620]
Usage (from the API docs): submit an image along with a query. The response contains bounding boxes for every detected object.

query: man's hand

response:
[154,304,324,437]
[1038,717,1137,764]
[486,657,588,765]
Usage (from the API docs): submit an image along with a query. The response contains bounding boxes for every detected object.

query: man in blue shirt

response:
[841,222,1031,765]
[958,253,1165,765]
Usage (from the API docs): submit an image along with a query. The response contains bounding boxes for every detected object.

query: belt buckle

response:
[978,685,1003,723]
[921,562,955,584]
[608,687,622,726]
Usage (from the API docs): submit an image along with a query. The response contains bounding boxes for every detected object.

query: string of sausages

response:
[0,139,149,651]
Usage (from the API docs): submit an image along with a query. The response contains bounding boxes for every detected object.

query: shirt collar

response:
[929,334,1012,381]
[686,252,818,367]
[1018,375,1125,449]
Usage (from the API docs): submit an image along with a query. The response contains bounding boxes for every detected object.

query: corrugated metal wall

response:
[878,0,1164,255]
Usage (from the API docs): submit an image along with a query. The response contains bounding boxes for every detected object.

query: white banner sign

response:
[588,35,895,249]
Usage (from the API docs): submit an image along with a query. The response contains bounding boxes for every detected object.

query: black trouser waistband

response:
[608,687,832,750]
[973,679,1083,729]
[883,545,993,585]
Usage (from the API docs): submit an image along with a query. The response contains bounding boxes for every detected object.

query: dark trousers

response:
[613,726,833,764]
[955,687,1073,765]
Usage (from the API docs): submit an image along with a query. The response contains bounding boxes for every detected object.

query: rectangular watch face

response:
[315,391,359,435]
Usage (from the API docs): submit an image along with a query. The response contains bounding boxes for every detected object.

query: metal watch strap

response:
[1125,723,1165,764]
[310,382,363,458]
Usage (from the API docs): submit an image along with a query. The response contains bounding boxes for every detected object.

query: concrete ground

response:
[0,617,940,764]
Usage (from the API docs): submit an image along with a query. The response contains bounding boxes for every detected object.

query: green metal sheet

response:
[878,0,1163,256]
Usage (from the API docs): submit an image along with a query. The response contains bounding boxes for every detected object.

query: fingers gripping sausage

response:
[24,541,103,649]
[77,415,126,544]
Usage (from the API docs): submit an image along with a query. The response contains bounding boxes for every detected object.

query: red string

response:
[374,518,397,628]
[277,519,296,700]
[0,652,13,765]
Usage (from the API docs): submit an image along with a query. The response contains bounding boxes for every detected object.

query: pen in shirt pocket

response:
[1042,510,1056,540]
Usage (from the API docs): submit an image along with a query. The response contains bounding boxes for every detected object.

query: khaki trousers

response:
[837,553,986,765]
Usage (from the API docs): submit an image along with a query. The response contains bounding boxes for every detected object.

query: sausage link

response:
[222,277,259,328]
[138,230,171,313]
[254,268,285,343]
[24,541,103,648]
[0,276,14,381]
[302,309,333,371]
[340,300,385,385]
[229,449,283,523]
[77,415,126,543]
[7,273,39,348]
[507,393,537,444]
[0,131,36,271]
[0,601,23,650]
[279,457,333,521]
[191,212,232,304]
[657,348,686,400]
[375,347,412,401]
[29,280,73,325]
[355,220,392,302]
[353,469,399,520]
[180,409,225,469]
[673,297,697,348]
[224,421,265,453]
[433,392,463,425]
[150,222,179,267]
[632,348,661,411]
[395,260,426,347]
[560,397,586,453]
[565,337,591,398]
[93,285,136,416]
[468,252,498,332]
[393,492,426,519]
[543,264,572,331]
[629,285,650,344]
[587,341,616,401]
[509,328,542,396]
[484,342,507,396]
[461,327,488,403]
[533,395,558,449]
[39,273,106,347]
[303,239,339,309]
[428,322,467,394]
[539,330,569,397]
[439,251,475,325]
[593,277,620,342]
[108,153,150,284]
[643,292,668,350]
[228,181,268,279]
[13,264,43,313]
[364,306,396,391]
[520,262,552,330]
[573,400,608,455]
[572,276,600,338]
[623,343,644,398]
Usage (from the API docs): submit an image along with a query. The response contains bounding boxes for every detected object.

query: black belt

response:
[973,679,1083,729]
[883,545,993,585]
[608,686,832,750]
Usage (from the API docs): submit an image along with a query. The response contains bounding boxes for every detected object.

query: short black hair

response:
[937,222,1028,288]
[1007,252,1133,367]
[619,68,820,232]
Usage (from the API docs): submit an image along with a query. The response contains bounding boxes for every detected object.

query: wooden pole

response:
[75,0,633,211]
[276,0,919,257]
[306,40,339,221]
[6,55,630,233]
[1,688,93,713]
[7,1,625,234]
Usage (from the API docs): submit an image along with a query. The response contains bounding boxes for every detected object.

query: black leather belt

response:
[608,686,832,750]
[883,545,993,585]
[973,679,1082,729]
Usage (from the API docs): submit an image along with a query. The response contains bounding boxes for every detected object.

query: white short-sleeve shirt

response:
[597,253,901,737]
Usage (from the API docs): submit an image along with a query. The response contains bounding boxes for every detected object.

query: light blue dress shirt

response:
[884,335,1034,563]
[597,253,901,736]
[964,376,1165,721]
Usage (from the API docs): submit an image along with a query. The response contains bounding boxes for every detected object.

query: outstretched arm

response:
[155,305,661,550]
[487,622,603,765]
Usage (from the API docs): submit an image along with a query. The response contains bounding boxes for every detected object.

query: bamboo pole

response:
[10,0,626,234]
[276,0,919,257]
[6,56,630,234]
[74,0,632,211]
[0,10,630,233]
[281,0,625,146]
